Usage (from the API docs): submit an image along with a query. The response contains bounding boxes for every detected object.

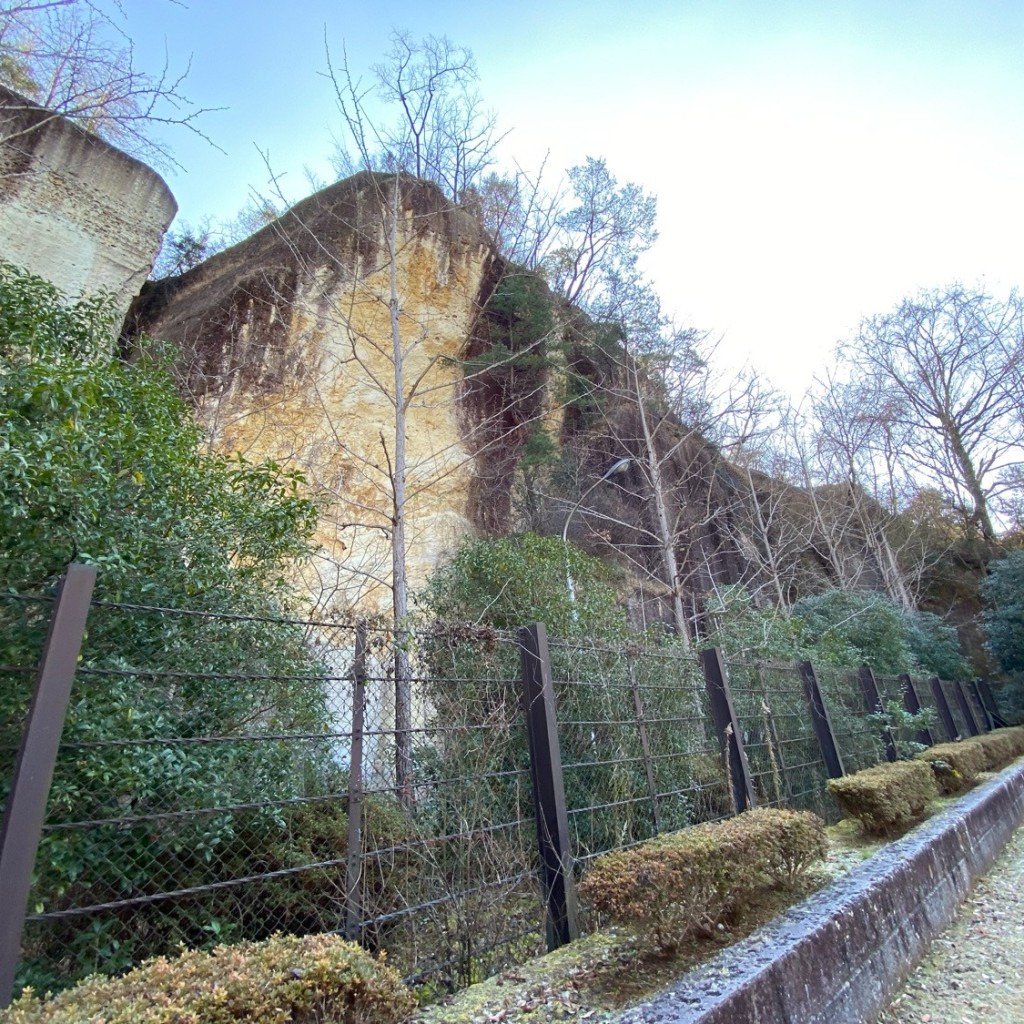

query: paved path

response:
[878,823,1024,1024]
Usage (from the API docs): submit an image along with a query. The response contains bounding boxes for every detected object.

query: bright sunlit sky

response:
[124,0,1024,396]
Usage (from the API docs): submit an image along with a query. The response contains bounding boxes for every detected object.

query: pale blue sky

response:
[123,1,1024,393]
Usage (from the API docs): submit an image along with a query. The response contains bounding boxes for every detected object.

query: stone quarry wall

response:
[124,170,896,624]
[126,172,496,616]
[0,86,177,317]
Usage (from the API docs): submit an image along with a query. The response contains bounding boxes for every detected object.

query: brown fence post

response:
[899,673,935,747]
[929,677,959,741]
[953,680,982,736]
[0,564,96,1008]
[858,666,897,762]
[344,622,367,943]
[798,661,845,778]
[700,648,756,813]
[977,679,1007,729]
[519,623,579,950]
[627,654,661,834]
[967,679,993,732]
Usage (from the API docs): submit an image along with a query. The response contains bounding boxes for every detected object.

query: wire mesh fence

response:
[8,605,549,997]
[726,661,834,820]
[0,582,999,1003]
[813,665,886,772]
[546,639,726,869]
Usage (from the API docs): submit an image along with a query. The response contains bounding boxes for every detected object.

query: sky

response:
[121,0,1024,397]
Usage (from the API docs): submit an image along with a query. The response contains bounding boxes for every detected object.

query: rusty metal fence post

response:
[0,564,96,1008]
[952,680,982,736]
[977,679,1007,729]
[929,677,959,741]
[344,622,367,943]
[798,660,845,778]
[700,648,756,813]
[899,673,935,747]
[858,665,897,762]
[519,623,579,951]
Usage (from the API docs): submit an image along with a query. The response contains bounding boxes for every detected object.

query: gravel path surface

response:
[878,822,1024,1024]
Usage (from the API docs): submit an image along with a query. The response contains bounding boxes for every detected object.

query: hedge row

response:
[0,934,415,1024]
[829,725,1024,832]
[827,760,937,834]
[578,808,827,951]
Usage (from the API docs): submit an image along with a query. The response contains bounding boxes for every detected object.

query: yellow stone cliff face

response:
[127,173,496,616]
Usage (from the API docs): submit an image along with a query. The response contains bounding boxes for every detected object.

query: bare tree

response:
[0,0,213,167]
[330,29,504,203]
[837,284,1024,543]
[559,321,778,643]
[463,160,566,271]
[546,156,658,318]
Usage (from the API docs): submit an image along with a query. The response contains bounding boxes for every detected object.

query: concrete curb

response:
[616,761,1024,1024]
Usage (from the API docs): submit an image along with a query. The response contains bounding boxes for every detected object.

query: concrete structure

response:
[0,86,176,318]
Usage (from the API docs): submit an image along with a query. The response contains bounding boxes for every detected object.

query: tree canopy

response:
[835,285,1024,543]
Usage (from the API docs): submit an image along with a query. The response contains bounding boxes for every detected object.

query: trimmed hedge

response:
[0,934,415,1024]
[975,726,1024,770]
[827,759,937,834]
[915,739,988,794]
[578,808,826,951]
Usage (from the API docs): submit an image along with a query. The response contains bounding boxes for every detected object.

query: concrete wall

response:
[0,86,176,317]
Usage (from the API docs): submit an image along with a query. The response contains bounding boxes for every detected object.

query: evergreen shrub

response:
[0,934,415,1024]
[979,726,1024,765]
[914,740,987,794]
[578,808,826,950]
[827,760,937,834]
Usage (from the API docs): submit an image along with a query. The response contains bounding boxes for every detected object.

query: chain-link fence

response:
[0,582,998,1003]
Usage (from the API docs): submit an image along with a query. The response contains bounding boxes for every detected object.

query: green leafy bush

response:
[0,261,319,601]
[0,263,346,993]
[0,934,415,1024]
[699,585,807,662]
[914,740,987,794]
[578,808,826,950]
[699,587,968,679]
[417,532,628,640]
[869,699,937,760]
[790,590,968,677]
[827,760,938,834]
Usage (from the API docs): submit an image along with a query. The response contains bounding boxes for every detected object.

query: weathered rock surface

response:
[127,173,496,614]
[0,86,176,319]
[125,171,903,621]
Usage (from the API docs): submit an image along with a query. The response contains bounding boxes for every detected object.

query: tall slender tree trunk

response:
[387,174,414,810]
[946,420,996,543]
[744,466,788,606]
[633,365,690,647]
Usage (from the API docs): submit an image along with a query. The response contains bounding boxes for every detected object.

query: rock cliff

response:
[0,86,177,319]
[126,173,496,614]
[126,173,899,623]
